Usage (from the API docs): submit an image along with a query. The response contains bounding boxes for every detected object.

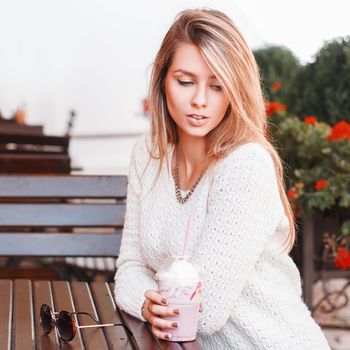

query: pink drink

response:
[155,255,202,342]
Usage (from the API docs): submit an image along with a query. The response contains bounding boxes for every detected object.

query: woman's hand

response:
[142,290,180,340]
[142,290,203,341]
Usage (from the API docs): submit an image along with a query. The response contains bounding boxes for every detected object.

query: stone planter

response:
[290,206,350,309]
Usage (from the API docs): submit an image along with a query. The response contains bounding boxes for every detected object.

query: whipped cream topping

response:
[155,255,199,283]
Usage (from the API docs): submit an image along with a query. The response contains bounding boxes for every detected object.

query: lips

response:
[186,114,209,120]
[186,114,210,127]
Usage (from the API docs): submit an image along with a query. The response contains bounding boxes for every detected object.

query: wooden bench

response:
[0,175,127,280]
[0,175,205,349]
[0,134,71,173]
[0,119,43,135]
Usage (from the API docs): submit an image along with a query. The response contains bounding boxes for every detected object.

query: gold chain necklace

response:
[174,146,206,204]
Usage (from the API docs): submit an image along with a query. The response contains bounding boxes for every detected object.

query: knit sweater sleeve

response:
[192,143,285,335]
[114,136,157,321]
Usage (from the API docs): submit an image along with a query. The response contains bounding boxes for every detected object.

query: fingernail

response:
[173,309,180,315]
[172,322,178,328]
[165,333,171,339]
[161,298,167,305]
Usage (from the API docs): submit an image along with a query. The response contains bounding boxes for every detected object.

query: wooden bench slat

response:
[13,279,35,349]
[0,123,43,135]
[70,282,109,350]
[0,175,128,198]
[0,266,59,281]
[0,233,121,256]
[32,280,59,350]
[90,282,134,350]
[0,149,66,155]
[0,156,70,174]
[108,283,160,350]
[0,204,125,227]
[0,280,12,350]
[0,134,69,146]
[51,281,86,350]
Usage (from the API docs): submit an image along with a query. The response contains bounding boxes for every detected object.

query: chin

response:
[182,127,212,139]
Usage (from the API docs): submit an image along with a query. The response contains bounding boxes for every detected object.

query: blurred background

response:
[1,0,349,173]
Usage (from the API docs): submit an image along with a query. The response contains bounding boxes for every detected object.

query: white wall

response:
[0,0,265,173]
[1,0,349,173]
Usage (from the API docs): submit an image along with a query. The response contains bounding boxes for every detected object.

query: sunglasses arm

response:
[70,312,134,337]
[52,310,101,325]
[76,323,134,336]
[75,323,134,336]
[76,323,116,329]
[70,311,101,325]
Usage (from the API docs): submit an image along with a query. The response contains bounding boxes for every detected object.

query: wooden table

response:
[0,280,204,350]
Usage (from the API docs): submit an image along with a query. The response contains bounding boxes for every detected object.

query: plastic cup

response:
[155,255,202,342]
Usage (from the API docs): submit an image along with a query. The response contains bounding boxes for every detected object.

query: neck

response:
[177,133,208,178]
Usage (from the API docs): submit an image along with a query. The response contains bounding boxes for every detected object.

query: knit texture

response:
[114,133,330,350]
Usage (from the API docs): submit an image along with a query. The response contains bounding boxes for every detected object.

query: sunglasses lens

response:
[40,304,54,334]
[57,311,76,342]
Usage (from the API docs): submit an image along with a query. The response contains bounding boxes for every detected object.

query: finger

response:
[152,325,172,341]
[148,303,180,317]
[144,290,168,306]
[149,315,179,330]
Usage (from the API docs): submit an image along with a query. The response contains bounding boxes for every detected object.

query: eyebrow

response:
[173,69,217,80]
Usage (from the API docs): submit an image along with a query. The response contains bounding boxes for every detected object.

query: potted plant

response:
[266,83,350,272]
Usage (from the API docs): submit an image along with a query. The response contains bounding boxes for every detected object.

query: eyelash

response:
[177,80,222,92]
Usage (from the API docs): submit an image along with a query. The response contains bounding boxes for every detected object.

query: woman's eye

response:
[178,80,193,86]
[211,85,223,92]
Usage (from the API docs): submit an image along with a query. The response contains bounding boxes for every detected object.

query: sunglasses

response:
[39,304,134,342]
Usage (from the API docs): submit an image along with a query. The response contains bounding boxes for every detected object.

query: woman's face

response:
[164,43,230,139]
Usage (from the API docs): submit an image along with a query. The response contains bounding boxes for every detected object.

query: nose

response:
[191,84,208,108]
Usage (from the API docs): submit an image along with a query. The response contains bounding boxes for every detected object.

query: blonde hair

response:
[147,8,296,253]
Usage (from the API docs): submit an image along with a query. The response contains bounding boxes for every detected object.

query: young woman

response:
[114,8,330,349]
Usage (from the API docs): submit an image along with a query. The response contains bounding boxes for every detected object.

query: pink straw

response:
[183,212,194,256]
[189,282,201,301]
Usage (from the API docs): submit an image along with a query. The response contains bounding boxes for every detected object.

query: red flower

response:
[314,179,328,191]
[327,120,350,141]
[304,116,317,125]
[334,247,350,270]
[265,101,287,116]
[272,82,281,91]
[287,188,298,200]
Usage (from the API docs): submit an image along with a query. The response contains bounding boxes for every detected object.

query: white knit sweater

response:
[114,133,330,350]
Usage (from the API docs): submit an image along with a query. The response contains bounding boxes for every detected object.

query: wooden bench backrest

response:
[0,134,71,173]
[0,121,43,135]
[0,175,127,257]
[0,134,69,155]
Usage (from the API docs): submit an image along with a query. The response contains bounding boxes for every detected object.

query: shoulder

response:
[130,132,152,164]
[208,142,279,194]
[128,132,153,179]
[209,142,282,209]
[131,132,151,158]
[229,141,272,160]
[218,142,274,173]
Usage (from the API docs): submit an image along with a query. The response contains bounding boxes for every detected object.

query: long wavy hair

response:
[146,8,296,253]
